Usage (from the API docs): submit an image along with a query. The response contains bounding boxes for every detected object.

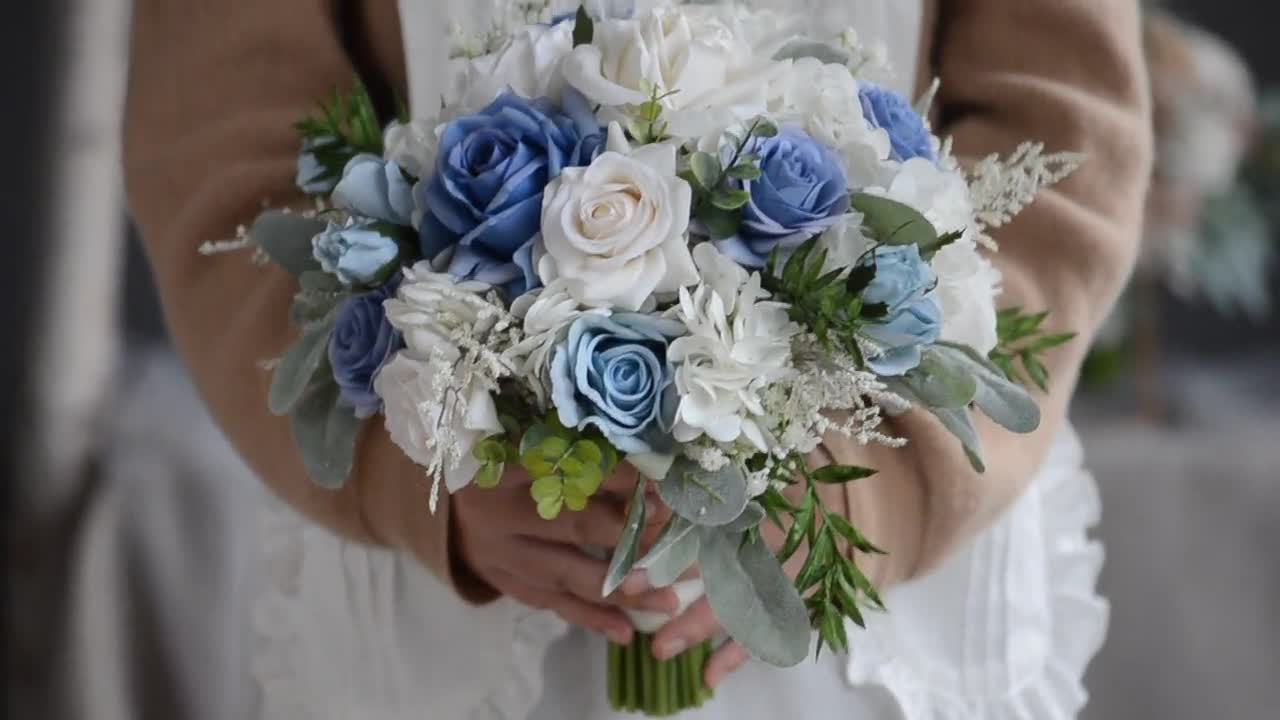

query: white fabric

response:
[254,2,1108,718]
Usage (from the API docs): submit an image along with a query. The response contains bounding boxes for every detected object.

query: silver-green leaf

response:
[268,323,334,415]
[290,381,362,489]
[888,379,985,472]
[721,502,766,533]
[699,528,810,667]
[657,457,749,527]
[602,479,647,597]
[904,348,979,410]
[249,210,326,276]
[635,516,699,587]
[936,342,1041,433]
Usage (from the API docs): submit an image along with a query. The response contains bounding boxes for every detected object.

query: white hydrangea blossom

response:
[668,244,800,451]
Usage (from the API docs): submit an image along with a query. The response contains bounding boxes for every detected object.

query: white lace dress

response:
[252,2,1109,718]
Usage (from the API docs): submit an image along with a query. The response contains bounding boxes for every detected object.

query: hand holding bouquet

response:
[207,2,1081,715]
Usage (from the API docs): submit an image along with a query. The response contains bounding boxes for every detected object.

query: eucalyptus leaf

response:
[290,382,362,489]
[268,323,334,415]
[249,210,326,276]
[936,342,1041,433]
[772,39,852,66]
[689,152,722,191]
[699,528,810,667]
[850,193,939,249]
[903,348,980,410]
[602,479,648,597]
[658,457,749,527]
[636,516,699,587]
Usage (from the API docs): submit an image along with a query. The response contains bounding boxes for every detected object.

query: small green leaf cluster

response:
[626,83,677,146]
[684,118,777,240]
[988,307,1075,391]
[757,453,884,656]
[294,83,386,195]
[516,415,619,519]
[761,236,878,363]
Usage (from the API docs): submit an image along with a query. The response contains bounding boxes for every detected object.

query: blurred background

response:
[3,1,1277,718]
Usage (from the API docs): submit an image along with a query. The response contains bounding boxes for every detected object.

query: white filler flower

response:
[668,244,799,451]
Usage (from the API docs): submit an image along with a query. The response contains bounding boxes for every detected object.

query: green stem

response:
[606,636,714,716]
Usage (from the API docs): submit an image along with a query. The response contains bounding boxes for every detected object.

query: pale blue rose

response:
[859,245,941,376]
[858,83,936,163]
[550,313,684,454]
[312,220,401,286]
[417,91,604,298]
[296,135,339,195]
[332,154,415,226]
[715,128,850,268]
[328,281,404,418]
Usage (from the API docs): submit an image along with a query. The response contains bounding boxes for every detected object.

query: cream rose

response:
[536,133,697,310]
[561,7,786,138]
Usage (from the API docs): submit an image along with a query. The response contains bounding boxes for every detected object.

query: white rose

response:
[561,7,787,138]
[669,244,798,451]
[444,22,574,112]
[932,241,1002,354]
[537,139,697,310]
[375,354,501,493]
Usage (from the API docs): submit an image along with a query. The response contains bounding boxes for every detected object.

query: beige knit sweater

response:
[124,0,1151,598]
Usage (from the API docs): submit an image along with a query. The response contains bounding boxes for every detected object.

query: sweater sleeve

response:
[123,0,485,598]
[819,0,1152,587]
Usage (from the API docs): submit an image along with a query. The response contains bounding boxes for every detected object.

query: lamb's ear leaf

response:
[269,323,334,415]
[291,381,362,489]
[936,342,1041,434]
[250,210,326,275]
[635,516,699,587]
[601,479,648,597]
[699,528,810,667]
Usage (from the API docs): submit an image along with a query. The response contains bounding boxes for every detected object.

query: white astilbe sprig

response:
[762,336,909,456]
[966,142,1084,248]
[380,267,522,509]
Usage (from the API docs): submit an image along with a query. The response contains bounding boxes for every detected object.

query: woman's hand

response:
[452,463,677,645]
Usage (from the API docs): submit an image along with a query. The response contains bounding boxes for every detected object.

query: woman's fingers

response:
[651,596,720,661]
[513,540,680,614]
[489,570,634,645]
[704,641,749,689]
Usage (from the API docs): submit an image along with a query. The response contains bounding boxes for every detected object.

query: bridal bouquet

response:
[208,1,1081,715]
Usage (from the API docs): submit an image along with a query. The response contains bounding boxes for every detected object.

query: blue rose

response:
[715,128,850,268]
[328,282,404,418]
[858,83,936,163]
[417,91,603,297]
[550,313,684,454]
[859,245,942,376]
[296,135,339,195]
[312,219,401,286]
[332,153,415,226]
